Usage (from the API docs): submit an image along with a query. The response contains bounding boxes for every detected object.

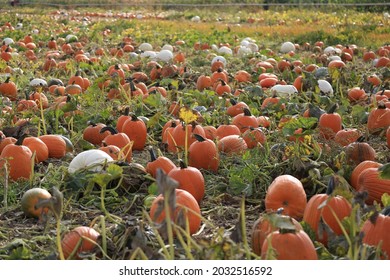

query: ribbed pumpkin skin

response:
[334,128,361,147]
[350,161,382,190]
[216,124,240,140]
[61,226,100,260]
[362,214,390,259]
[168,165,205,204]
[358,168,390,204]
[146,156,176,178]
[231,110,258,133]
[38,135,66,159]
[121,116,147,151]
[83,123,109,145]
[345,142,376,165]
[150,189,201,235]
[251,215,302,256]
[261,230,318,260]
[265,175,307,220]
[217,135,248,154]
[23,136,49,163]
[367,106,390,135]
[0,143,33,181]
[188,137,219,173]
[303,194,352,245]
[318,111,342,139]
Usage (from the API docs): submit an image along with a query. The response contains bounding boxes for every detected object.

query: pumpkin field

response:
[0,3,390,261]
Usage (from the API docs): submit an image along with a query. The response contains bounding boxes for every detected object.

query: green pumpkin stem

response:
[243,107,252,116]
[328,103,338,114]
[326,176,335,196]
[229,98,238,106]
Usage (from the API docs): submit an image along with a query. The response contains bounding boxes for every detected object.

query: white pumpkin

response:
[2,38,14,46]
[218,46,232,55]
[211,55,226,66]
[270,85,298,98]
[156,49,173,62]
[65,34,78,43]
[318,80,334,96]
[139,42,153,52]
[30,78,47,87]
[68,149,114,173]
[280,41,295,53]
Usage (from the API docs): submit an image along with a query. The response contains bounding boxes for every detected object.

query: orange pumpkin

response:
[61,226,100,260]
[145,147,176,178]
[217,135,248,155]
[265,175,307,220]
[22,136,49,163]
[367,103,390,135]
[232,108,258,133]
[358,167,390,205]
[350,161,382,190]
[318,104,342,139]
[38,135,67,159]
[188,134,219,173]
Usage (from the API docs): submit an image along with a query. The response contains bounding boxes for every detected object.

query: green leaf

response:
[379,163,390,180]
[281,116,317,136]
[381,193,390,208]
[107,163,123,179]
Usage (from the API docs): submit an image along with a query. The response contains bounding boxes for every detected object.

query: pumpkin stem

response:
[325,175,335,196]
[229,98,237,106]
[193,133,206,142]
[243,107,252,116]
[377,101,386,110]
[356,135,365,143]
[148,146,157,162]
[87,121,97,127]
[100,126,117,135]
[381,206,390,216]
[15,134,28,145]
[369,211,380,225]
[4,76,11,83]
[328,103,338,114]
[179,159,187,169]
[130,114,138,121]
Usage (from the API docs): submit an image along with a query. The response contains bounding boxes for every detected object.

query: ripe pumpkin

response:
[83,122,110,146]
[0,136,33,181]
[232,108,258,133]
[350,160,382,190]
[358,167,390,205]
[100,127,132,162]
[22,136,49,163]
[38,135,67,159]
[98,144,121,160]
[21,188,52,219]
[261,228,317,260]
[251,211,302,256]
[188,134,219,173]
[167,122,205,153]
[168,160,205,204]
[226,99,249,117]
[150,188,201,235]
[145,147,176,178]
[61,226,100,260]
[345,136,376,165]
[303,178,352,245]
[367,103,390,135]
[242,127,266,149]
[362,208,390,259]
[264,175,307,220]
[318,103,342,139]
[121,114,147,151]
[217,135,248,155]
[196,75,212,91]
[0,77,18,100]
[334,128,362,147]
[216,124,241,140]
[0,137,17,154]
[387,127,390,148]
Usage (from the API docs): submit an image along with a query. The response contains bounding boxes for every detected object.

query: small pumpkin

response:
[251,210,302,256]
[226,99,249,117]
[196,75,212,91]
[216,123,241,140]
[150,169,201,235]
[0,136,33,181]
[318,103,342,139]
[367,102,390,135]
[21,187,52,219]
[145,147,176,178]
[22,136,49,163]
[242,127,266,149]
[264,175,307,220]
[83,122,110,146]
[100,126,132,162]
[188,134,219,173]
[334,128,362,147]
[231,108,258,133]
[261,226,317,260]
[217,135,248,155]
[61,226,100,260]
[302,177,352,245]
[167,122,205,153]
[0,77,18,100]
[345,136,376,165]
[362,207,390,259]
[168,160,205,204]
[121,114,147,151]
[98,144,121,160]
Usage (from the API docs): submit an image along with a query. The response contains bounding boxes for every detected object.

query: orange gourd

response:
[188,134,219,173]
[61,226,100,260]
